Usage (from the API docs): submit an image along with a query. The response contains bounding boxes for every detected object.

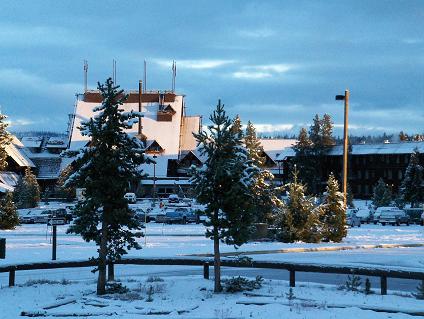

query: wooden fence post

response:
[203,262,209,280]
[290,270,296,287]
[380,276,387,295]
[9,269,15,287]
[107,262,115,282]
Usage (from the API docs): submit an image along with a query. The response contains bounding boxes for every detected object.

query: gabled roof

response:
[7,136,35,168]
[0,172,19,193]
[145,140,164,153]
[163,104,176,114]
[259,139,297,162]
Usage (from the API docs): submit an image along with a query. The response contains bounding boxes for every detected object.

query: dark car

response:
[164,207,198,224]
[379,210,410,226]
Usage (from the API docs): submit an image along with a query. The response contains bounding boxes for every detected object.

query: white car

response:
[124,193,137,204]
[373,207,399,224]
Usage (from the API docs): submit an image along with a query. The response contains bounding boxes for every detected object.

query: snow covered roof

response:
[276,140,424,161]
[31,158,62,179]
[21,136,43,148]
[6,136,35,168]
[180,116,201,152]
[46,136,68,148]
[259,139,297,162]
[0,172,19,193]
[328,141,424,156]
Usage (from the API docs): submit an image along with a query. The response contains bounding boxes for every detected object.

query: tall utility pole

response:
[336,89,350,208]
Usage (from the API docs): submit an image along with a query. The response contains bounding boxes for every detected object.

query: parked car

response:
[164,207,198,224]
[346,210,361,227]
[129,204,148,222]
[404,208,423,224]
[18,209,35,224]
[356,208,372,224]
[124,193,137,204]
[379,209,410,226]
[373,207,399,224]
[168,194,179,203]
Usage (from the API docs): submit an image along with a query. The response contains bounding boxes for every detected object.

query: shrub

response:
[223,276,263,293]
[344,275,361,292]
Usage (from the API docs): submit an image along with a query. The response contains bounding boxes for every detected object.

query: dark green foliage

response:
[275,168,316,242]
[0,192,19,229]
[364,278,372,295]
[399,149,424,208]
[105,282,129,294]
[245,121,282,223]
[223,276,263,293]
[320,173,347,242]
[191,100,257,292]
[56,165,76,201]
[372,178,392,208]
[412,281,424,300]
[345,275,361,291]
[293,114,335,195]
[13,167,40,209]
[66,78,151,295]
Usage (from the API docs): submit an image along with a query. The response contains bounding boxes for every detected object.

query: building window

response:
[398,170,403,180]
[388,169,392,179]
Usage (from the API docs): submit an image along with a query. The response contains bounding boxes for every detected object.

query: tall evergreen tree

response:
[399,149,424,207]
[66,78,151,295]
[13,167,40,208]
[372,178,392,207]
[399,131,409,142]
[0,192,19,229]
[309,114,322,149]
[244,121,281,223]
[191,100,256,292]
[231,115,243,137]
[320,173,347,242]
[0,113,11,170]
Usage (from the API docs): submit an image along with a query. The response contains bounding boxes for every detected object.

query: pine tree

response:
[309,114,322,149]
[13,167,40,209]
[0,192,19,229]
[399,149,424,208]
[320,173,347,242]
[0,113,11,170]
[372,178,392,208]
[66,78,151,295]
[245,121,281,223]
[56,165,76,201]
[292,127,319,194]
[275,167,315,242]
[231,115,243,137]
[191,100,257,292]
[321,114,335,147]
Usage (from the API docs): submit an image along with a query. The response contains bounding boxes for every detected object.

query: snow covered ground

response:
[1,223,424,270]
[1,218,424,318]
[1,273,422,319]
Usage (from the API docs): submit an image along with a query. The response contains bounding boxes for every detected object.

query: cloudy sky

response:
[0,1,423,136]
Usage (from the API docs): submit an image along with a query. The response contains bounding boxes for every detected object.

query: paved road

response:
[0,264,419,293]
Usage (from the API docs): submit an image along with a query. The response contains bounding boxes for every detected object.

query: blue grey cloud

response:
[0,0,422,137]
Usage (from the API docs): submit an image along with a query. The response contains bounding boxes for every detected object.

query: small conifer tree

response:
[320,173,347,242]
[372,178,392,208]
[56,165,76,201]
[0,192,19,229]
[13,167,40,209]
[0,113,11,170]
[399,149,424,208]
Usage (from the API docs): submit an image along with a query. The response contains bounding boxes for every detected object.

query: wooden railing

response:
[1,257,423,295]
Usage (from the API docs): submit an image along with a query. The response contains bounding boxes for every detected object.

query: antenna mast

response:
[171,60,177,92]
[83,60,88,92]
[112,59,117,83]
[143,60,147,91]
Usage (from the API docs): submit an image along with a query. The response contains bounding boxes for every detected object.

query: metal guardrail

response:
[1,257,424,295]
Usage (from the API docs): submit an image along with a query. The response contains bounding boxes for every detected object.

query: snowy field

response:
[1,221,424,318]
[1,223,424,271]
[1,273,423,318]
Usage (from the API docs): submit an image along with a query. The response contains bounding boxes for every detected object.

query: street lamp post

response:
[336,89,350,209]
[153,154,157,199]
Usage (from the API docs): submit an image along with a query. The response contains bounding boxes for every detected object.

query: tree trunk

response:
[97,214,108,295]
[213,224,222,292]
